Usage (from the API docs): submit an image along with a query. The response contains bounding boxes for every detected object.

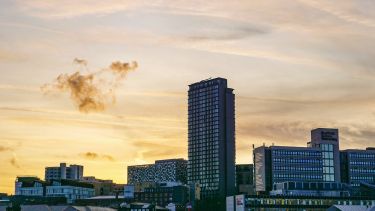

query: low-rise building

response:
[134,182,189,207]
[270,181,350,197]
[227,195,375,210]
[127,159,187,185]
[236,164,254,195]
[81,176,117,196]
[46,180,95,203]
[15,176,45,196]
[15,176,94,203]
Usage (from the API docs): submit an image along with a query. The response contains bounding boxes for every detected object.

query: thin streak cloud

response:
[297,0,375,28]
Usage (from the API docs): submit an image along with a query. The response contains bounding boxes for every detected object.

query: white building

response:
[15,176,95,203]
[15,176,44,196]
[45,163,84,181]
[46,180,95,203]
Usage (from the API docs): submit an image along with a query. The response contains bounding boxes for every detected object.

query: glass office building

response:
[271,146,323,183]
[341,148,375,187]
[187,78,235,198]
[254,146,324,193]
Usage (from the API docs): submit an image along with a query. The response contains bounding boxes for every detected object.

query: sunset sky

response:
[1,0,375,194]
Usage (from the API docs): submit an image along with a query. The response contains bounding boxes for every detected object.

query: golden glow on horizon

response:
[1,0,375,194]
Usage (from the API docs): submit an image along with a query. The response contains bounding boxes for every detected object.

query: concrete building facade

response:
[309,128,341,182]
[45,163,83,181]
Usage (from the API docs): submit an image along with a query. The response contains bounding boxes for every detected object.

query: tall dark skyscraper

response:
[187,78,235,198]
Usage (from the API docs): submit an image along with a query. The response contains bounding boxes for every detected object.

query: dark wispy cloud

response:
[10,156,20,168]
[0,146,13,152]
[131,140,186,162]
[80,152,115,161]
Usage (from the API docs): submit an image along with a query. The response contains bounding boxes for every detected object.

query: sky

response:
[1,0,375,194]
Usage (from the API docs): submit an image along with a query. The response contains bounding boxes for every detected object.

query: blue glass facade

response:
[341,149,375,187]
[254,146,324,193]
[271,147,323,183]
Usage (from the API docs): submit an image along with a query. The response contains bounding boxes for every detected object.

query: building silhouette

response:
[187,77,235,198]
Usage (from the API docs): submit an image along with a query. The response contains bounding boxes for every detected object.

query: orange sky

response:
[1,0,375,194]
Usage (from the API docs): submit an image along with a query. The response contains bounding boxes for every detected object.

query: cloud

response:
[10,156,20,168]
[0,146,13,152]
[15,0,138,19]
[297,0,375,28]
[0,49,27,62]
[42,58,138,113]
[80,152,115,161]
[0,21,67,35]
[131,140,186,162]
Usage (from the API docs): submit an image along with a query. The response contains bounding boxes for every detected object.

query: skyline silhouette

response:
[1,0,375,194]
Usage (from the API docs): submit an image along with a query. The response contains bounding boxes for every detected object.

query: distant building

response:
[227,195,375,210]
[14,205,116,211]
[270,181,350,197]
[187,78,236,198]
[133,182,189,207]
[15,176,45,196]
[46,180,94,203]
[81,176,120,196]
[327,205,375,211]
[340,148,375,188]
[309,128,341,182]
[235,164,254,195]
[15,176,94,203]
[127,159,187,184]
[45,163,83,181]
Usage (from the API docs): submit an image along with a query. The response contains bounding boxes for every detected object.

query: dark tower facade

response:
[187,78,235,198]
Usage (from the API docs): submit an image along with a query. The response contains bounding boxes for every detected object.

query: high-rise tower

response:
[187,78,235,198]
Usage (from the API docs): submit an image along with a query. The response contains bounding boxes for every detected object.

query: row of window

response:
[188,97,219,105]
[319,144,334,152]
[273,159,322,164]
[188,147,219,153]
[188,101,219,109]
[188,84,219,94]
[323,174,335,181]
[272,151,321,157]
[188,110,219,117]
[351,177,374,181]
[350,161,375,166]
[323,167,335,174]
[322,152,334,159]
[273,174,322,180]
[273,166,322,172]
[188,122,219,128]
[350,169,375,173]
[349,153,375,159]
